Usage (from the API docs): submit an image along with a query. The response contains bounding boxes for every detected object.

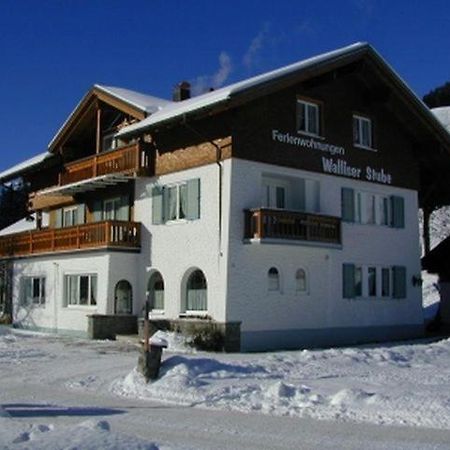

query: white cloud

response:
[191,51,233,95]
[243,24,270,71]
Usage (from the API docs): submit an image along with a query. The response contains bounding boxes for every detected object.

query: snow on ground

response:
[2,325,450,450]
[112,332,450,430]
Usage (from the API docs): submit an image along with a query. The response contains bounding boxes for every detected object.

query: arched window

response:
[296,268,307,293]
[147,271,164,310]
[268,267,280,291]
[114,280,132,314]
[186,269,207,311]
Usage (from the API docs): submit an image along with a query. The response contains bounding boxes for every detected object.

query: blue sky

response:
[1,0,449,172]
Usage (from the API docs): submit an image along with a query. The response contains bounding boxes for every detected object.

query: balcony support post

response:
[95,104,102,155]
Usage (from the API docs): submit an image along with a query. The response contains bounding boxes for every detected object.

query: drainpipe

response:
[181,116,223,257]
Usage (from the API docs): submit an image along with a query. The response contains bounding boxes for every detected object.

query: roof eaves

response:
[0,152,54,184]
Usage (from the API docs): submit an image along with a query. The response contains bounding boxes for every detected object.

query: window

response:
[114,280,132,314]
[262,178,289,209]
[342,188,402,228]
[64,274,97,306]
[185,270,207,312]
[102,131,117,152]
[354,266,363,297]
[368,267,377,297]
[21,276,45,305]
[343,264,406,300]
[152,179,200,224]
[297,99,320,136]
[167,183,187,221]
[92,196,129,222]
[55,204,85,228]
[295,269,307,293]
[382,268,390,297]
[63,206,78,228]
[104,197,122,221]
[353,115,373,149]
[147,271,164,310]
[268,267,280,292]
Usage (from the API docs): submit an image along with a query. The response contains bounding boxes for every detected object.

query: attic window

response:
[353,115,374,150]
[297,98,321,137]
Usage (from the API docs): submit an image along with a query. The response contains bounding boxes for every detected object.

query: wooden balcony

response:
[0,221,141,258]
[244,208,341,245]
[59,142,150,186]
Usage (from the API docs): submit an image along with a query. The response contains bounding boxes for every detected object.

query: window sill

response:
[297,131,325,140]
[353,143,378,152]
[65,305,98,310]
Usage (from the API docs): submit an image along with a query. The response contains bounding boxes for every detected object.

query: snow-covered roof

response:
[432,107,450,133]
[117,42,370,137]
[0,152,53,183]
[117,42,450,150]
[0,212,49,236]
[48,85,171,151]
[94,84,171,114]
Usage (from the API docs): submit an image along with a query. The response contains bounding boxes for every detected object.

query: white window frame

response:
[354,191,390,226]
[353,114,374,150]
[353,265,393,299]
[103,197,122,221]
[166,182,187,222]
[297,99,321,137]
[21,276,46,306]
[62,206,78,228]
[64,273,98,307]
[262,178,290,210]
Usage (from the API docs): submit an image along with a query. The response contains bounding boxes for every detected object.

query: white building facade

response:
[2,43,449,351]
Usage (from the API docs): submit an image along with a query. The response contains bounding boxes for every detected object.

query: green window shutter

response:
[55,209,63,228]
[118,196,130,221]
[341,188,355,222]
[186,178,201,220]
[390,196,405,228]
[343,264,356,299]
[92,200,103,222]
[152,186,164,225]
[77,204,86,224]
[392,266,407,299]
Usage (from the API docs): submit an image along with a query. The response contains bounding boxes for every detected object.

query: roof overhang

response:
[36,173,132,196]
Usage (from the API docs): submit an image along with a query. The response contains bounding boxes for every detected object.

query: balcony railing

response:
[0,221,141,258]
[59,142,150,186]
[244,208,341,245]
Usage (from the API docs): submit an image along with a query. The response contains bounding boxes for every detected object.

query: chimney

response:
[173,81,191,101]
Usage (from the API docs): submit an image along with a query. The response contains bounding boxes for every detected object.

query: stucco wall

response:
[134,161,231,322]
[12,251,139,335]
[226,158,423,349]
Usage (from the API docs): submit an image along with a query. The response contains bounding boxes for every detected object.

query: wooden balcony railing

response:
[244,208,341,245]
[59,142,150,186]
[0,221,141,258]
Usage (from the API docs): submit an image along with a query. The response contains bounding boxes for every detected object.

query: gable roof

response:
[94,85,171,114]
[116,42,450,152]
[48,85,170,152]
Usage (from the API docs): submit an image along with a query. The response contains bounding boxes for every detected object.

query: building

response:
[1,42,450,351]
